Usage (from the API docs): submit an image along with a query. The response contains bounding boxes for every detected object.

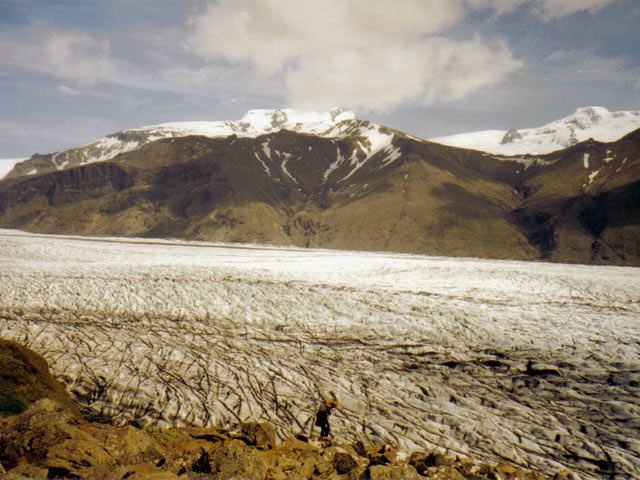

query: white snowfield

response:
[1,230,639,479]
[430,106,640,155]
[0,158,25,180]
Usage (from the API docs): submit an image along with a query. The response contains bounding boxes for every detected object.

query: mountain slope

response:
[1,110,639,265]
[0,131,529,258]
[430,106,640,155]
[5,109,401,180]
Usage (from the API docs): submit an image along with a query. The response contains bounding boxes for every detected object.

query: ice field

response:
[0,229,639,478]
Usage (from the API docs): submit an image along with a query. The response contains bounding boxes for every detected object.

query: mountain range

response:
[1,107,639,265]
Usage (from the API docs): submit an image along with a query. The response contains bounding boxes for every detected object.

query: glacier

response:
[0,229,639,479]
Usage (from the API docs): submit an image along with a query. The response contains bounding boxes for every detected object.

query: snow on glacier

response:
[0,229,639,479]
[431,106,640,155]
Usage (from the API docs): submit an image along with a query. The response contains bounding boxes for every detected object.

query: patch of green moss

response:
[145,425,191,446]
[0,382,27,417]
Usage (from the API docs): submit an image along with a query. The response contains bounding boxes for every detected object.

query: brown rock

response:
[178,426,228,443]
[240,421,277,449]
[266,452,299,480]
[165,439,218,475]
[433,452,456,467]
[43,437,118,479]
[115,463,179,480]
[368,463,421,480]
[380,444,398,463]
[468,462,494,477]
[296,449,331,479]
[494,462,520,480]
[0,339,80,417]
[282,436,318,452]
[1,464,49,479]
[209,439,267,479]
[89,424,166,466]
[333,452,358,474]
[432,465,466,480]
[553,469,575,480]
[408,451,435,475]
[0,398,83,470]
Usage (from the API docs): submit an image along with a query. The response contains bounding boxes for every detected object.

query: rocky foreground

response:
[1,397,569,480]
[0,338,562,480]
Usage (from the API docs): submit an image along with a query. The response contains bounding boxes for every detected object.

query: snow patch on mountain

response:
[144,108,356,140]
[0,159,25,180]
[485,154,556,169]
[430,107,640,155]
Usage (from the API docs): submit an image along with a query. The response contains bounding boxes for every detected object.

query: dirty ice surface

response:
[0,230,639,479]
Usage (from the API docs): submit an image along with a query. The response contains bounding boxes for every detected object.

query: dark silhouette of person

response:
[315,399,338,438]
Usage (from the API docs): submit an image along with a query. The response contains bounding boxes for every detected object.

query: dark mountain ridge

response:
[1,123,639,265]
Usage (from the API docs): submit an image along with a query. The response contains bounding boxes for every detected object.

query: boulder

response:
[494,462,520,479]
[553,469,575,480]
[0,398,83,470]
[368,463,421,480]
[408,450,454,473]
[43,438,117,479]
[209,439,268,480]
[431,465,467,480]
[332,451,358,474]
[261,449,321,480]
[178,426,229,443]
[282,447,332,480]
[239,421,277,449]
[408,451,434,474]
[165,439,218,475]
[0,339,79,418]
[115,463,180,480]
[1,464,49,479]
[87,424,166,466]
[282,436,318,452]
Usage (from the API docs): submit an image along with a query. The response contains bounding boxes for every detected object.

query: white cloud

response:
[532,0,619,21]
[188,0,522,111]
[464,0,528,15]
[0,26,281,101]
[57,85,80,96]
[0,30,114,84]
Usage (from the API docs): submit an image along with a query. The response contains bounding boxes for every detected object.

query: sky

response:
[0,0,639,159]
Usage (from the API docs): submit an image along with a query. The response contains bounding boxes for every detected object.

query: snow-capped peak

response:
[7,108,404,180]
[430,106,640,155]
[136,108,358,139]
[238,108,357,134]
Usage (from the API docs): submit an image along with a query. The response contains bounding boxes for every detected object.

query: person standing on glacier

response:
[315,398,339,438]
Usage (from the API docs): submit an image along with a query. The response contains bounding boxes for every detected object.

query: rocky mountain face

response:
[0,110,639,265]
